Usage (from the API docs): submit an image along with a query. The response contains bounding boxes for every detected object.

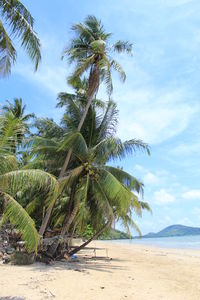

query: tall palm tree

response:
[0,0,41,76]
[60,15,133,177]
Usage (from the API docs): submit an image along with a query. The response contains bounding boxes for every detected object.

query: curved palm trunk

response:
[39,66,100,237]
[45,186,78,257]
[67,221,78,249]
[46,202,79,257]
[69,219,111,256]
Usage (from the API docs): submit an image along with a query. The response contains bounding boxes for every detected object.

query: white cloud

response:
[116,88,199,144]
[14,64,67,95]
[13,34,69,96]
[192,207,200,215]
[170,143,200,156]
[143,172,160,186]
[154,189,176,205]
[182,189,200,200]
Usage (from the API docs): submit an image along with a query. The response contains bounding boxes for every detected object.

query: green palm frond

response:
[0,191,39,253]
[105,166,144,195]
[110,59,126,82]
[139,201,152,214]
[98,169,132,211]
[113,40,133,55]
[59,131,88,161]
[92,179,114,219]
[0,169,59,207]
[0,0,41,75]
[25,197,40,215]
[0,19,16,76]
[59,165,84,189]
[0,155,17,175]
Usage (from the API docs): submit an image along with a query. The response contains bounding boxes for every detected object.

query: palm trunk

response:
[39,65,100,237]
[69,219,111,256]
[39,206,52,236]
[45,186,78,257]
[67,221,78,249]
[59,64,100,177]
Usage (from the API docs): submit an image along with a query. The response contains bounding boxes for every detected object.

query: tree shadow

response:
[28,253,126,274]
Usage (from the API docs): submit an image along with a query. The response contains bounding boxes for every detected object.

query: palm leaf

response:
[0,191,39,253]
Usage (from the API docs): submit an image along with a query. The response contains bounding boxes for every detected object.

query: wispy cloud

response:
[154,189,176,205]
[182,189,200,200]
[14,64,67,95]
[116,88,199,144]
[170,142,200,156]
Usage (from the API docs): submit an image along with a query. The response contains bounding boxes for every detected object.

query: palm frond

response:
[113,40,133,55]
[0,191,39,253]
[111,59,126,82]
[0,169,59,207]
[105,166,144,194]
[59,131,88,161]
[0,19,16,76]
[1,0,41,71]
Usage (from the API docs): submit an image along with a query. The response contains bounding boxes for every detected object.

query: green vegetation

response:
[0,9,151,262]
[100,228,132,240]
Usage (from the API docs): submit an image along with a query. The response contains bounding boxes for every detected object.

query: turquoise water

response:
[108,235,200,249]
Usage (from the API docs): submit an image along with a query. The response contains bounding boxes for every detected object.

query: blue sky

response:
[1,0,200,235]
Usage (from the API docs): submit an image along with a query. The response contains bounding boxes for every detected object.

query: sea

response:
[108,235,200,250]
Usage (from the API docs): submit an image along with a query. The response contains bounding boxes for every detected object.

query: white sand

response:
[0,241,200,300]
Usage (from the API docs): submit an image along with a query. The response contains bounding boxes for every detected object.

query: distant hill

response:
[142,224,200,238]
[99,228,132,240]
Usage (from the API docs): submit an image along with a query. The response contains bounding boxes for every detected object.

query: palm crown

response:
[62,15,132,96]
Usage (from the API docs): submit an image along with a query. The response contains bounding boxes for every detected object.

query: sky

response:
[1,0,200,235]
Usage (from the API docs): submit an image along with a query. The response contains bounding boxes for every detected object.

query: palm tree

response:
[60,15,133,177]
[3,98,35,121]
[2,98,35,152]
[0,0,41,76]
[34,90,149,237]
[0,113,59,253]
[46,129,150,257]
[32,94,150,256]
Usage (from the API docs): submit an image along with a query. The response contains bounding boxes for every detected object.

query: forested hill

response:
[142,225,200,238]
[99,229,132,240]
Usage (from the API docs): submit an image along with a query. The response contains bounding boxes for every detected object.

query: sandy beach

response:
[0,241,200,300]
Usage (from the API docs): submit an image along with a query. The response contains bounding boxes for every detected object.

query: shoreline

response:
[1,241,200,299]
[101,238,200,255]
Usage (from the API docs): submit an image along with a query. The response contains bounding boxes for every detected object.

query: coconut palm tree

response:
[46,129,150,257]
[3,98,35,150]
[0,113,59,253]
[0,0,41,76]
[3,98,35,121]
[33,90,149,237]
[32,94,150,256]
[60,15,133,177]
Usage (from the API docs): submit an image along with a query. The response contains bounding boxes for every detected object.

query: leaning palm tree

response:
[33,95,149,236]
[45,130,150,257]
[60,15,133,177]
[0,113,59,253]
[0,0,41,76]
